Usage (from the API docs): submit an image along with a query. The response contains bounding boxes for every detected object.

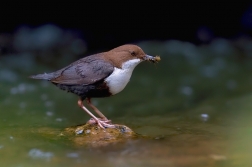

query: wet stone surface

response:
[62,123,137,147]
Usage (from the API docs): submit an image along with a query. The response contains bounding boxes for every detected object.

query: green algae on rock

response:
[63,123,137,147]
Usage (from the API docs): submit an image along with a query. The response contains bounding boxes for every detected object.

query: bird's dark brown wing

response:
[51,55,114,85]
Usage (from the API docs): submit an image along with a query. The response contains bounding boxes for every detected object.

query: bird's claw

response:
[87,118,115,129]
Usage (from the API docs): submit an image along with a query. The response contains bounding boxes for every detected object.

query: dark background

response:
[1,1,252,51]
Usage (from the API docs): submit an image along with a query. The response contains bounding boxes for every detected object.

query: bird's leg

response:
[77,99,115,129]
[86,98,110,122]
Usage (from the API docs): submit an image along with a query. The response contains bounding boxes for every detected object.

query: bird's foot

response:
[87,118,115,129]
[86,118,111,124]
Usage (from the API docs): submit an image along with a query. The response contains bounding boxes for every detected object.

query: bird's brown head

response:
[104,44,160,68]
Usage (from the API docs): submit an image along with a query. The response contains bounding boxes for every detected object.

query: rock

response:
[62,123,137,147]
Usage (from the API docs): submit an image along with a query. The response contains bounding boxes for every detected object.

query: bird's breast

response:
[105,58,141,95]
[105,67,133,95]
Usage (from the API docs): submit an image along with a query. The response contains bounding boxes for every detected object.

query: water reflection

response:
[28,148,54,161]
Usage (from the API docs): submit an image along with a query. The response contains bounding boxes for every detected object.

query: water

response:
[1,39,252,166]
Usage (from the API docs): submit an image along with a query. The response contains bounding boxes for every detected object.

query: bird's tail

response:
[30,72,55,80]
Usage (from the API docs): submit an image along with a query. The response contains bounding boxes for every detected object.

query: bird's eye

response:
[131,51,136,56]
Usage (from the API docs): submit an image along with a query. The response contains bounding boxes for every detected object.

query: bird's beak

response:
[143,55,161,63]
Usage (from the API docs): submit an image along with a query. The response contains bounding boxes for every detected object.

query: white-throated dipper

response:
[30,44,160,129]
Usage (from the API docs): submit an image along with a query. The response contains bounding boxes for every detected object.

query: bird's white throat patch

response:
[105,58,142,95]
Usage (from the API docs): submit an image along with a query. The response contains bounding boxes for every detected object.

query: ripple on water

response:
[200,113,209,122]
[28,148,54,161]
[55,118,63,122]
[66,152,79,158]
[46,111,54,117]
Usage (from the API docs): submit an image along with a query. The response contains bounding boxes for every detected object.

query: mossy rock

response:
[62,123,138,147]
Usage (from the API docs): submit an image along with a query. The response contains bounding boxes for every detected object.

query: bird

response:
[30,44,160,129]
